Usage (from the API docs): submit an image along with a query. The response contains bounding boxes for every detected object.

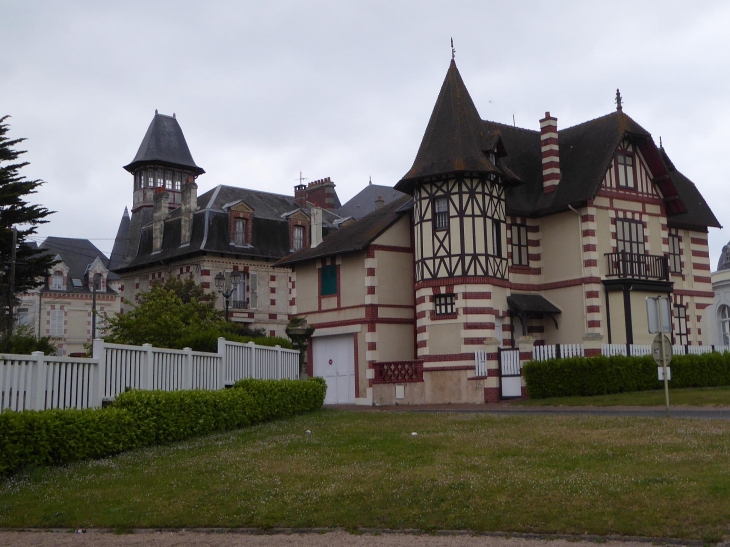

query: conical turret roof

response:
[123,112,205,175]
[108,207,130,271]
[396,60,503,192]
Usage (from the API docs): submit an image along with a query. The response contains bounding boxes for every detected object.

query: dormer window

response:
[617,152,635,189]
[489,152,496,164]
[293,225,304,251]
[234,218,246,246]
[51,271,64,290]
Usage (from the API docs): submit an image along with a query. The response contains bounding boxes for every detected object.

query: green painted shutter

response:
[321,265,337,296]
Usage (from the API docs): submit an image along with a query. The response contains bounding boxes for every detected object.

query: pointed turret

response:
[124,111,204,212]
[396,60,502,193]
[108,207,130,271]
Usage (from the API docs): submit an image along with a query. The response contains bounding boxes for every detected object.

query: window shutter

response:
[50,310,64,337]
[249,273,258,309]
[321,265,337,295]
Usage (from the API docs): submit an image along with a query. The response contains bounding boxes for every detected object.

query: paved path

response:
[329,404,730,419]
[0,530,711,547]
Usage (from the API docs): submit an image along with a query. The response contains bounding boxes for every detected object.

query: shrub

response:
[523,351,730,399]
[177,330,294,352]
[0,378,326,477]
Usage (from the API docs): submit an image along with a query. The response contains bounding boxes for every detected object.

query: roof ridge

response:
[484,120,538,134]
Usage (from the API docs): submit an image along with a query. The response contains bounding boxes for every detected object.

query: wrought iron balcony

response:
[604,251,669,281]
[231,299,249,309]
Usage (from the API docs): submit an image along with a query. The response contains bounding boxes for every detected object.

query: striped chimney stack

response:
[540,112,560,193]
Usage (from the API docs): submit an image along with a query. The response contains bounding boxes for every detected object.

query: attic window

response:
[51,271,64,290]
[72,278,82,288]
[489,152,496,164]
[293,226,304,251]
[616,152,635,189]
[234,218,246,246]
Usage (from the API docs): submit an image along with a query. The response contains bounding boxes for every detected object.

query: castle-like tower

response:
[123,111,205,212]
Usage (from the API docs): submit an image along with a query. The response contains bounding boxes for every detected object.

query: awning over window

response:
[507,294,562,329]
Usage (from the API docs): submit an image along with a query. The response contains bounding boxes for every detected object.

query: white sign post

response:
[646,296,672,416]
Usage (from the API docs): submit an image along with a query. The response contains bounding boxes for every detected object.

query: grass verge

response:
[515,386,730,407]
[0,410,728,540]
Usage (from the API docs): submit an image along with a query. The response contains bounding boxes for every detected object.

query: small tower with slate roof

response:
[124,111,205,212]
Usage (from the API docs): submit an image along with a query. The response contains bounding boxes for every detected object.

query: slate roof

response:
[108,207,130,271]
[276,195,413,266]
[115,185,342,273]
[507,294,561,315]
[41,237,118,293]
[123,112,205,175]
[395,61,719,231]
[396,60,518,193]
[337,183,406,220]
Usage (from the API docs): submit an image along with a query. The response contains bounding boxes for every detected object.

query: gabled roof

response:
[41,237,118,293]
[123,112,205,175]
[276,195,413,266]
[337,182,406,220]
[397,60,512,193]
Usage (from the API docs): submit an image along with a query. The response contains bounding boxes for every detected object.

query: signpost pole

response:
[658,296,670,417]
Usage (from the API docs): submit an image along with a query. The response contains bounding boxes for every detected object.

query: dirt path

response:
[0,530,704,547]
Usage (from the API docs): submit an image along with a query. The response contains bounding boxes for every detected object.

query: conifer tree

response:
[0,116,55,342]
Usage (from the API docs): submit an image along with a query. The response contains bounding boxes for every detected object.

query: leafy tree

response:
[103,277,223,348]
[0,116,55,346]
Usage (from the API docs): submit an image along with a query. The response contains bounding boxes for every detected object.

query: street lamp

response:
[215,270,241,322]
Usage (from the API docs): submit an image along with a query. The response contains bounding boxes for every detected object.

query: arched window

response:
[720,305,730,346]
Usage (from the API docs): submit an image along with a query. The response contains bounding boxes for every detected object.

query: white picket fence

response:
[532,344,584,361]
[0,338,300,412]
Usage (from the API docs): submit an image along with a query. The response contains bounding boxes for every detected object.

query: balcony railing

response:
[604,251,669,281]
[231,300,249,309]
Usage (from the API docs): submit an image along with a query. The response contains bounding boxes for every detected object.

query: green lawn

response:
[1,410,729,541]
[516,386,730,407]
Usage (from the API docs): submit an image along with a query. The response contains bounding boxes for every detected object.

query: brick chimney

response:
[375,196,384,209]
[311,207,323,248]
[294,184,307,208]
[540,112,560,193]
[306,177,336,210]
[181,176,198,245]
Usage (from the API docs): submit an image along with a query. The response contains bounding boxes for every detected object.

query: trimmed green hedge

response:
[0,378,326,477]
[523,352,730,399]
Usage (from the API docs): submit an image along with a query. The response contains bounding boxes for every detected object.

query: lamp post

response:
[91,273,101,340]
[215,270,241,322]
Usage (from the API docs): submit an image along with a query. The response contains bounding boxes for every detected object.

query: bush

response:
[0,378,327,477]
[177,330,294,353]
[523,351,730,399]
[0,325,57,355]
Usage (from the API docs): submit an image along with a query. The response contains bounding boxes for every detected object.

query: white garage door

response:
[312,334,355,404]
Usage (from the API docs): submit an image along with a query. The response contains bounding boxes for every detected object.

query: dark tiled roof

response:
[396,60,510,193]
[276,195,413,266]
[337,183,406,220]
[108,207,130,271]
[41,237,118,293]
[660,149,720,230]
[115,185,342,272]
[123,112,204,175]
[508,294,561,314]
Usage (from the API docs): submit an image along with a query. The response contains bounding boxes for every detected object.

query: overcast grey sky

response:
[3,0,730,267]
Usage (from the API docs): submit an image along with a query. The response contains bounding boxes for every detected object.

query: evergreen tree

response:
[0,116,55,343]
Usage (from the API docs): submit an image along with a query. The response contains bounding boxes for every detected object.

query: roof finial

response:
[173,112,176,119]
[369,176,372,185]
[451,37,455,60]
[155,109,158,115]
[659,136,663,148]
[615,89,623,112]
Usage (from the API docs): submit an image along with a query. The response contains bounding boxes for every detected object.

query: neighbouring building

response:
[16,238,122,356]
[112,111,346,337]
[278,59,720,405]
[709,244,730,348]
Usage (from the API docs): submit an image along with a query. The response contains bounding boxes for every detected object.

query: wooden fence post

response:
[248,341,256,378]
[92,339,106,405]
[275,345,282,380]
[183,347,193,390]
[217,337,227,389]
[143,343,154,390]
[29,351,47,411]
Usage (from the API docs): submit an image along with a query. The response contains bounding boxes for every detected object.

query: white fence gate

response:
[499,348,522,399]
[0,338,300,412]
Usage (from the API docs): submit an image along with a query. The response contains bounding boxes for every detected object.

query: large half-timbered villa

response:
[278,60,720,405]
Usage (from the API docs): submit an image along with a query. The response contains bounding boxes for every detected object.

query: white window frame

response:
[617,153,635,189]
[234,218,246,246]
[721,306,730,346]
[249,273,258,309]
[434,197,449,230]
[51,271,64,290]
[49,309,64,337]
